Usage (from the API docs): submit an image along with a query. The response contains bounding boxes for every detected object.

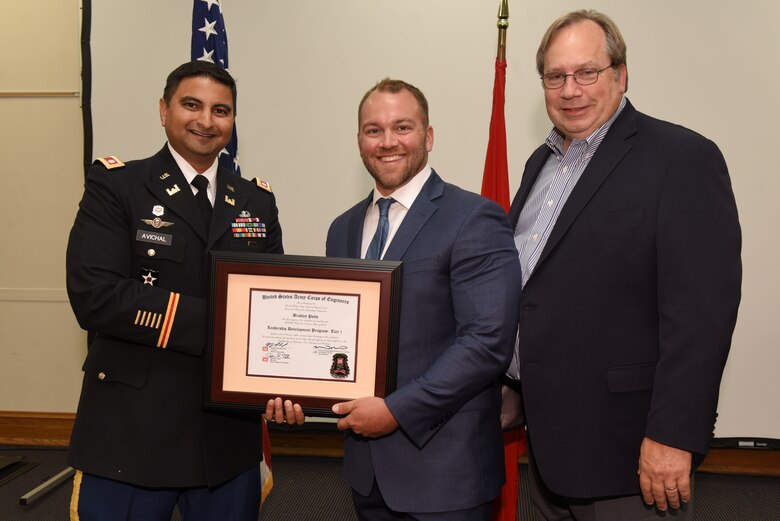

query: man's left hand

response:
[638,436,692,511]
[332,397,399,438]
[264,397,305,425]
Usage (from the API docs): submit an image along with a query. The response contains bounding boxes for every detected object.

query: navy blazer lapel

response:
[534,101,638,272]
[144,146,208,242]
[208,168,248,250]
[509,146,551,227]
[347,193,373,259]
[383,171,444,261]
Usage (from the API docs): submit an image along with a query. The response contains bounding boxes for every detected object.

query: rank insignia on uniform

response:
[152,205,165,216]
[253,178,273,193]
[232,217,267,238]
[95,156,125,169]
[224,195,236,206]
[166,184,181,196]
[160,172,170,180]
[240,210,251,218]
[134,309,163,329]
[140,268,159,286]
[330,353,350,379]
[140,217,175,229]
[227,184,235,192]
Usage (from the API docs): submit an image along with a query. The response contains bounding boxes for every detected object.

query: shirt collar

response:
[545,96,627,156]
[372,163,432,210]
[167,142,219,192]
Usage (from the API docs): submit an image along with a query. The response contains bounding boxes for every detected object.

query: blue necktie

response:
[365,198,395,260]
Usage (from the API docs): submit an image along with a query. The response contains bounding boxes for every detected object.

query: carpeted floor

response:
[1,447,778,520]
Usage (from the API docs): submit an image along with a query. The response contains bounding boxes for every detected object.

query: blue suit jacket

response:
[326,171,521,513]
[510,100,741,498]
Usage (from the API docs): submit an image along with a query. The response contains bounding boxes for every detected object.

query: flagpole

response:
[487,4,524,520]
[481,0,511,212]
[497,0,509,62]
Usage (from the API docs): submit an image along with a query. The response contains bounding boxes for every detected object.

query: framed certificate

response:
[205,252,402,417]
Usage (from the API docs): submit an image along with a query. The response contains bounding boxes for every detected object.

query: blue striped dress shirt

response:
[515,97,627,287]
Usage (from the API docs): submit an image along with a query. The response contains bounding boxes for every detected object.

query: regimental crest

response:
[330,353,350,379]
[140,267,159,286]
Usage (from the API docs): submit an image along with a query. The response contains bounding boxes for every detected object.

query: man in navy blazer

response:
[505,10,741,521]
[326,79,521,520]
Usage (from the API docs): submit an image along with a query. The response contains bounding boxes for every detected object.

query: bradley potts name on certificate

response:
[246,290,360,382]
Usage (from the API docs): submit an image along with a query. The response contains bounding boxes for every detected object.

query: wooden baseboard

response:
[0,411,74,447]
[1,412,776,477]
[696,448,780,476]
[267,426,344,458]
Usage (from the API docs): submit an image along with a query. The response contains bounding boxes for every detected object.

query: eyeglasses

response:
[541,65,614,89]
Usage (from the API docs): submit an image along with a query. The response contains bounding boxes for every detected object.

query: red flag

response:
[482,57,526,521]
[481,58,511,212]
[490,428,527,521]
[260,419,274,507]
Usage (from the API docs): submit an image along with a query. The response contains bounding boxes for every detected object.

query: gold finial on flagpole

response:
[497,0,509,61]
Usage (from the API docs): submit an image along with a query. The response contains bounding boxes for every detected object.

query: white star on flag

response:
[198,18,218,40]
[200,0,222,13]
[197,48,215,63]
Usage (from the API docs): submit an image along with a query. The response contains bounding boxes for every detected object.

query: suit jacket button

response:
[147,249,156,257]
[98,372,106,380]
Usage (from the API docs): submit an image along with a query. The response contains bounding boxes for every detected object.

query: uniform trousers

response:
[70,465,260,521]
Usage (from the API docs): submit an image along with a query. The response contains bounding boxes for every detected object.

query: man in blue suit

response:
[326,79,522,520]
[505,10,741,521]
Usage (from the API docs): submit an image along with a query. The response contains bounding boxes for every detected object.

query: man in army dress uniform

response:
[66,61,302,520]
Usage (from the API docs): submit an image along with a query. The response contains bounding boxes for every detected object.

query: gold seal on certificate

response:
[205,252,402,417]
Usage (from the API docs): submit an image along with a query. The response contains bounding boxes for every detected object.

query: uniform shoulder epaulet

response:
[252,178,273,193]
[93,156,126,170]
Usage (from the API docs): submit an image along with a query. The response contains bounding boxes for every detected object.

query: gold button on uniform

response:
[98,372,106,380]
[147,249,156,257]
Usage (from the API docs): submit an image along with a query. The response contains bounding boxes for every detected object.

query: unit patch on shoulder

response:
[94,156,125,170]
[253,178,273,193]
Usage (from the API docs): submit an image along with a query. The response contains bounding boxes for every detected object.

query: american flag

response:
[191,0,241,176]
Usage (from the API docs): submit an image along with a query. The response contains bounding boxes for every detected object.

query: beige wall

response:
[2,1,778,440]
[0,1,86,411]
